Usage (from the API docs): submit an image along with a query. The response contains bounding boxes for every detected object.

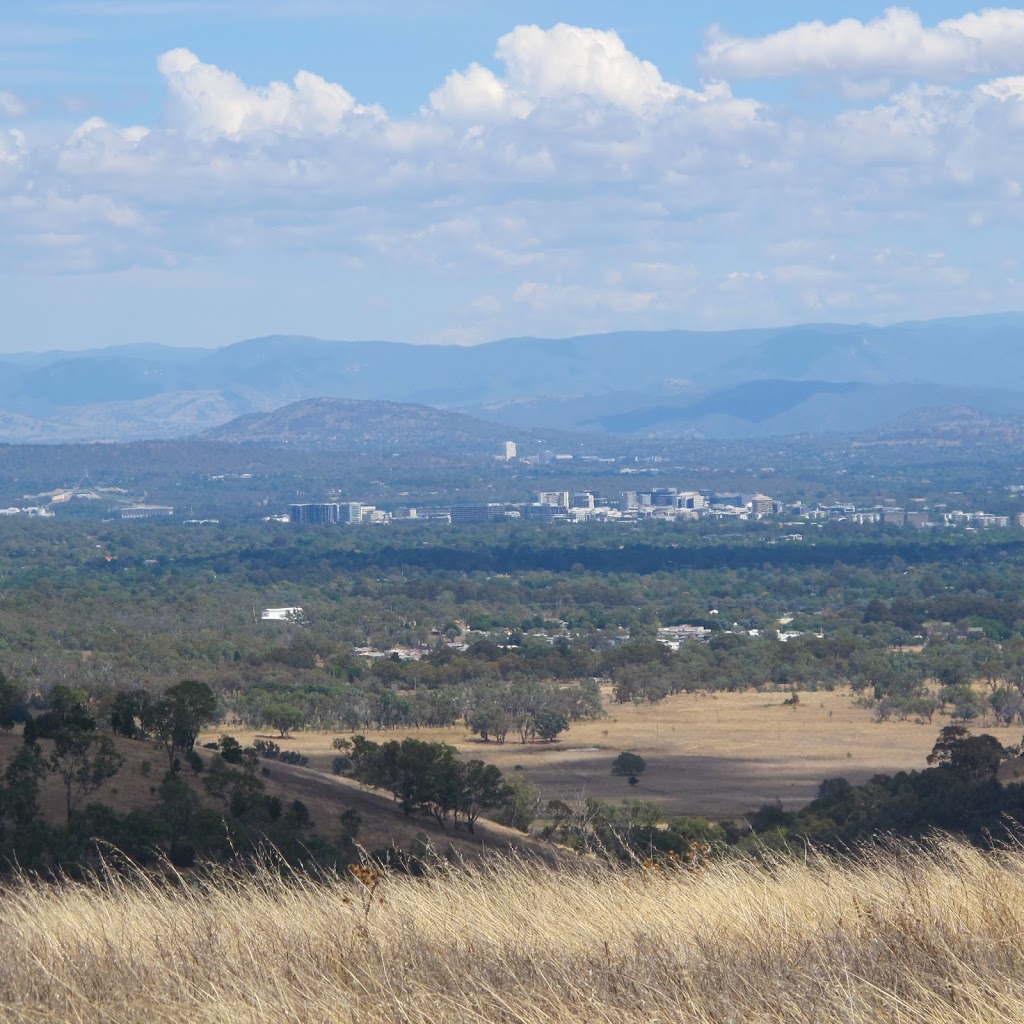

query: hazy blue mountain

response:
[717,315,1024,390]
[0,362,26,402]
[585,382,1024,439]
[0,312,1021,440]
[13,356,189,409]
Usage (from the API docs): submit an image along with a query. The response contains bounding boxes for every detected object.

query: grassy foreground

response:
[3,840,1024,1023]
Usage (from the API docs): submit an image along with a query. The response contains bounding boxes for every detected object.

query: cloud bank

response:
[4,11,1024,342]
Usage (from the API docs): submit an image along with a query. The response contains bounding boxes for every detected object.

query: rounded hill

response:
[199,397,522,453]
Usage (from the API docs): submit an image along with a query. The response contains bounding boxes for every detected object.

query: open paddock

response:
[209,688,1012,819]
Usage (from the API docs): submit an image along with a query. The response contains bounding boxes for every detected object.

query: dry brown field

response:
[4,835,1024,1023]
[208,687,1021,819]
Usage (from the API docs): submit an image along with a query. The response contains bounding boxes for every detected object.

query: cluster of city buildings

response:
[287,502,411,525]
[0,502,175,521]
[497,441,631,467]
[793,503,1022,529]
[654,621,817,650]
[286,488,778,526]
[450,488,778,524]
[285,489,1024,532]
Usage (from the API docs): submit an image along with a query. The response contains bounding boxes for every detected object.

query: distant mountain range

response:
[1,312,1023,442]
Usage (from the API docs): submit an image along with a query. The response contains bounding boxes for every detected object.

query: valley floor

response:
[212,687,994,818]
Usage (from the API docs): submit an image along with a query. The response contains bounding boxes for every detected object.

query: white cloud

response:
[431,23,685,121]
[0,92,26,117]
[430,63,527,120]
[0,190,152,273]
[67,116,149,146]
[979,75,1024,101]
[829,85,956,164]
[497,23,683,111]
[58,117,153,179]
[700,7,1024,80]
[157,48,379,137]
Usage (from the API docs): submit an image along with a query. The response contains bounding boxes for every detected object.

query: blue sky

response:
[2,2,1023,350]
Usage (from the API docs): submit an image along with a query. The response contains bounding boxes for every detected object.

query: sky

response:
[2,1,1024,351]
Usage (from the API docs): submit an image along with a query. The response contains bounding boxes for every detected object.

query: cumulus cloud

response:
[980,75,1024,100]
[430,63,527,120]
[497,23,683,110]
[700,7,1024,80]
[157,48,379,136]
[431,23,685,120]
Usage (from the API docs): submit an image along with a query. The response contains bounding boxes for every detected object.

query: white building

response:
[676,491,707,510]
[120,505,174,519]
[537,491,570,507]
[261,607,303,622]
[340,502,364,524]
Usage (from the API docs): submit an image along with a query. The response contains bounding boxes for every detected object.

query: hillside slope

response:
[0,731,547,861]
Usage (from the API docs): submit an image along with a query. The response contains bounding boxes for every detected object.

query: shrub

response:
[219,736,244,764]
[611,751,647,776]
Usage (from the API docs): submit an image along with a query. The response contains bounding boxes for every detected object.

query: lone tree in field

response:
[264,701,303,738]
[611,751,647,777]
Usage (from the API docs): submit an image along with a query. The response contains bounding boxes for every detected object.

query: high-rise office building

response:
[288,503,340,524]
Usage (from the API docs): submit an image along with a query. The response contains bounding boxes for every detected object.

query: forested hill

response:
[198,397,552,452]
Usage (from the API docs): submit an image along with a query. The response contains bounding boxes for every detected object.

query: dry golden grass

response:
[4,837,1024,1023]
[214,688,995,818]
